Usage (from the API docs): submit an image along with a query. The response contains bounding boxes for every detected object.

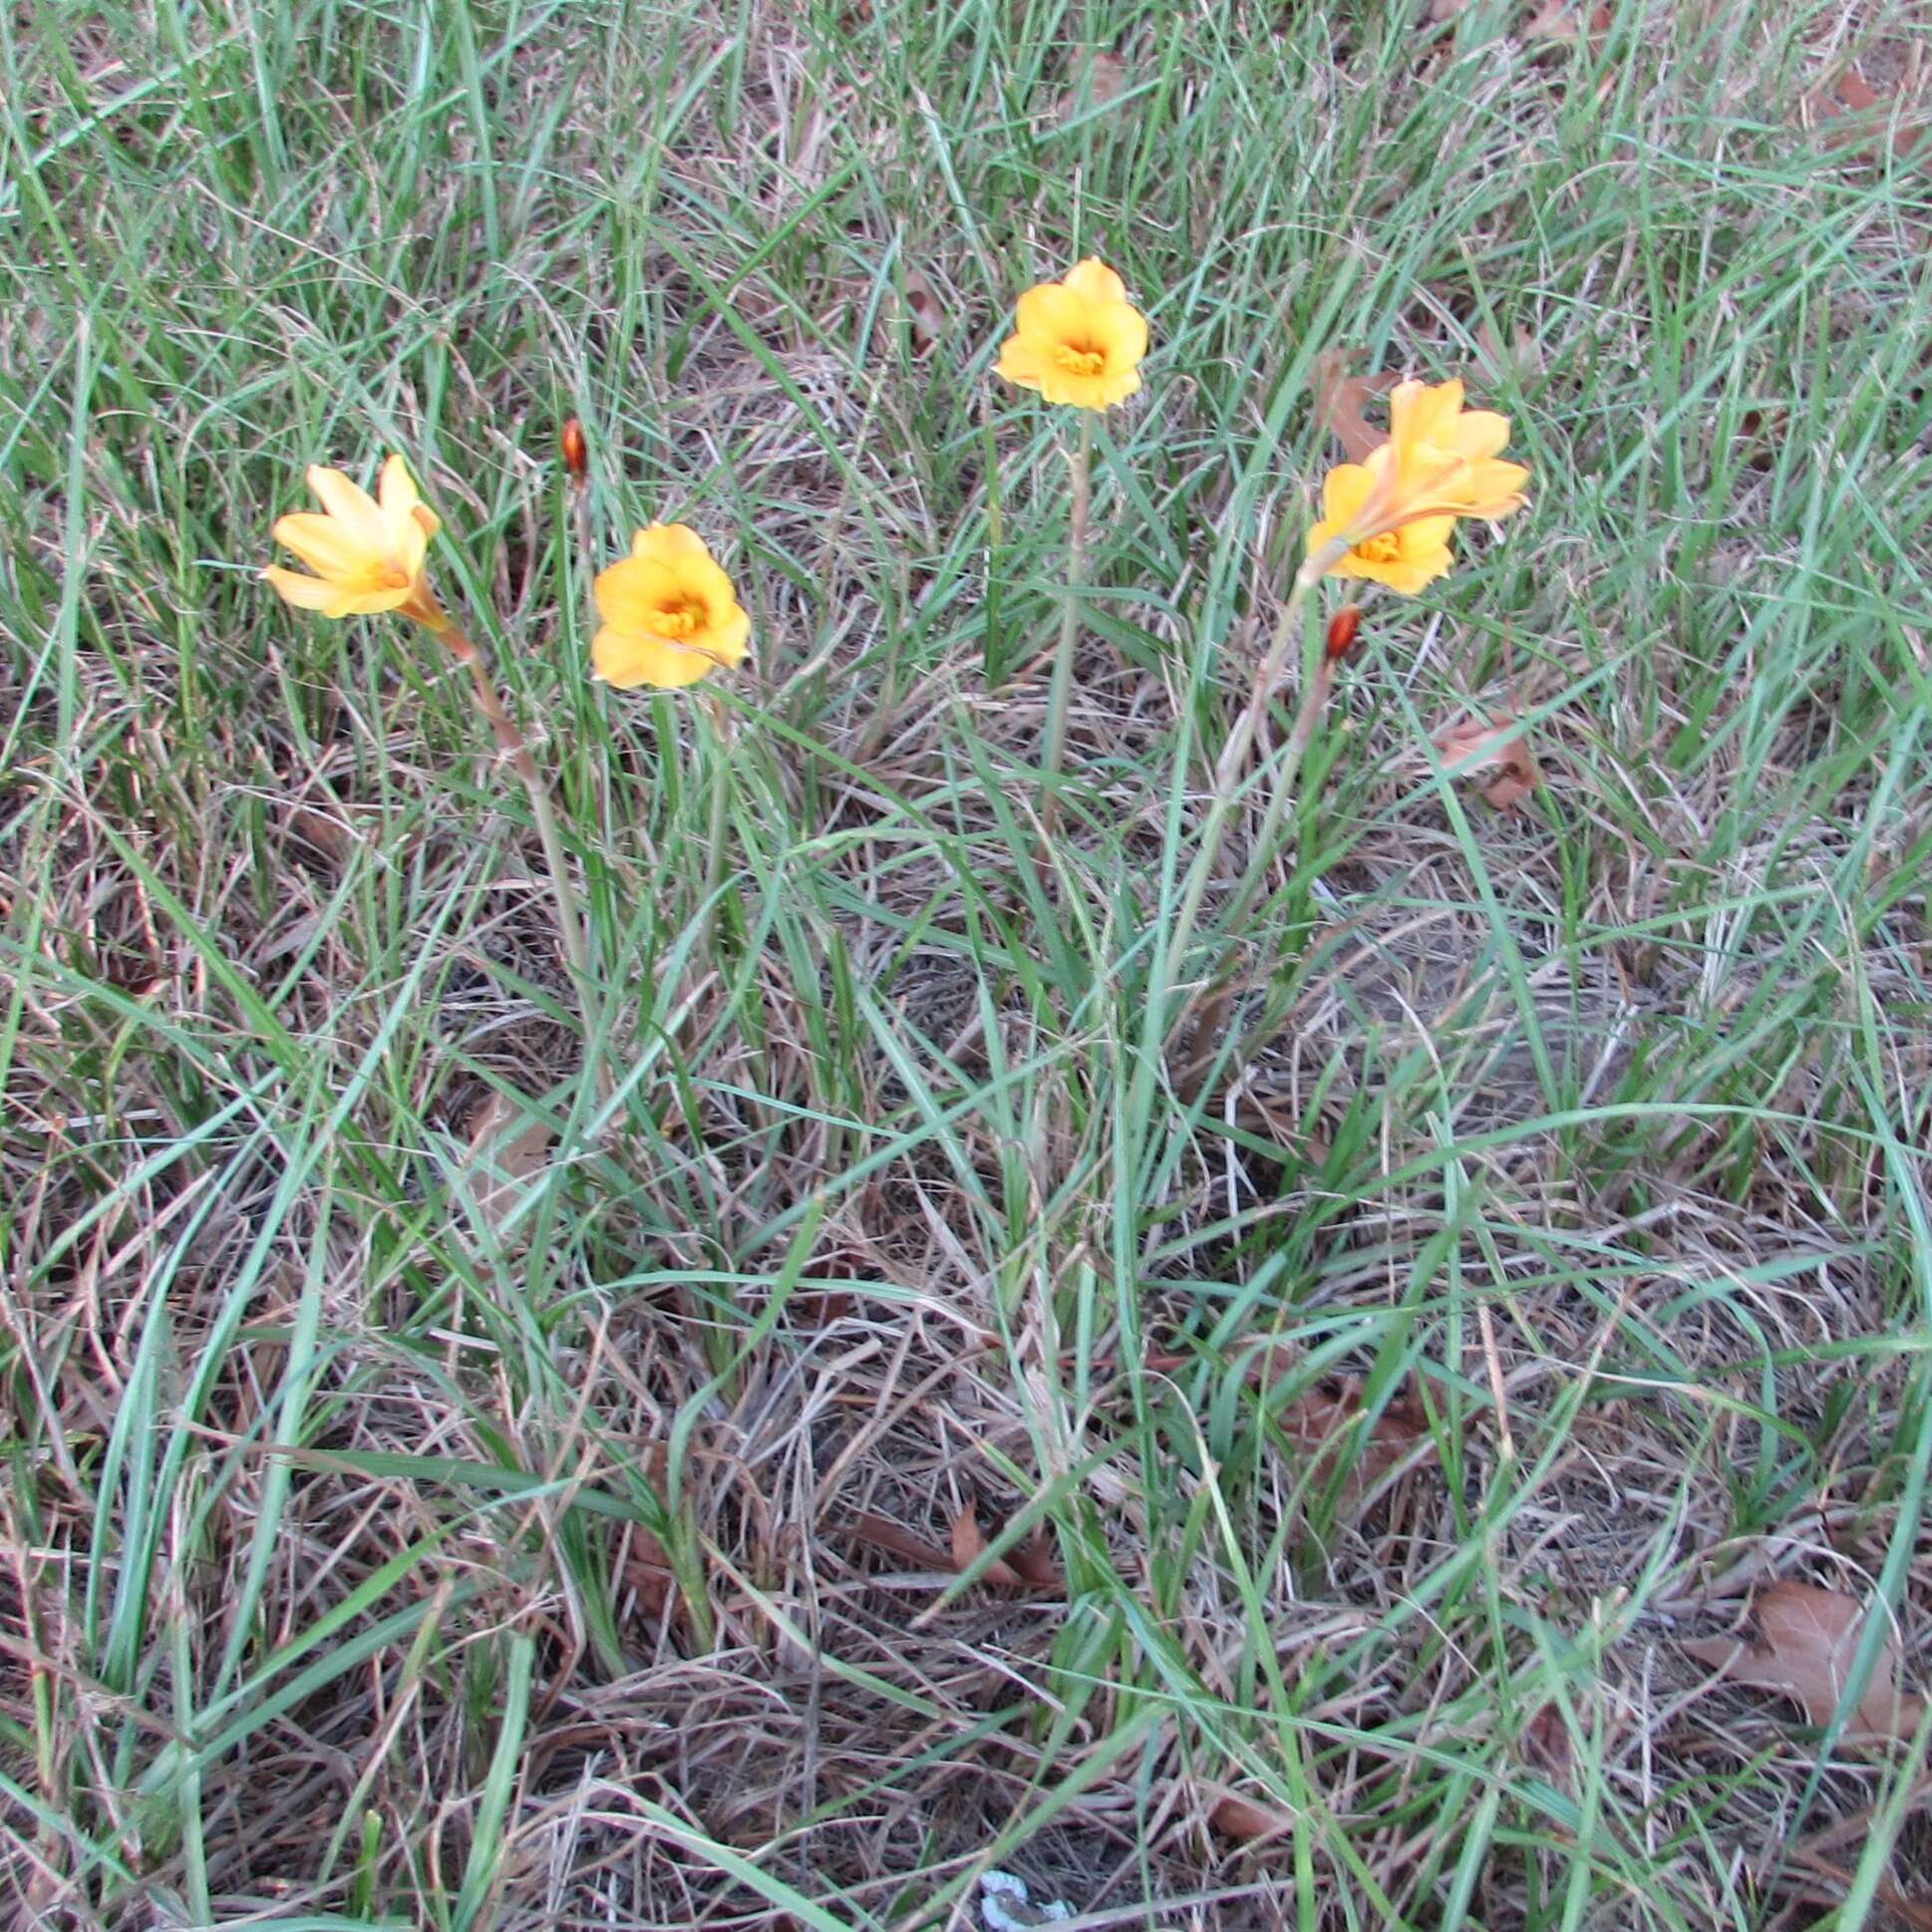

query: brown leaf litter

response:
[1432,710,1546,811]
[1682,1578,1928,1745]
[1313,347,1397,464]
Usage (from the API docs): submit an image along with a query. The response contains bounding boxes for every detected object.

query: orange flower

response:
[1305,379,1528,593]
[262,457,448,629]
[995,258,1148,411]
[592,523,751,690]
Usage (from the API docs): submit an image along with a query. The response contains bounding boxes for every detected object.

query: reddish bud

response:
[560,416,588,483]
[1325,604,1363,660]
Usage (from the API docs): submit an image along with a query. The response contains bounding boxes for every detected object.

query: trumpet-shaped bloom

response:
[996,257,1148,411]
[262,456,447,628]
[1383,378,1529,522]
[592,523,751,690]
[1305,378,1529,592]
[1307,447,1460,593]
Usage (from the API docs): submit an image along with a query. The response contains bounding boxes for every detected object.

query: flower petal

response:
[1453,459,1530,518]
[1443,410,1511,462]
[995,336,1048,390]
[1030,365,1140,410]
[1404,513,1458,551]
[1319,462,1378,530]
[304,465,388,550]
[593,624,723,690]
[1063,257,1127,306]
[594,554,681,628]
[273,511,378,580]
[1014,282,1091,349]
[261,565,352,614]
[1090,301,1148,373]
[379,456,432,569]
[670,554,741,621]
[700,605,752,666]
[1389,379,1464,453]
[632,521,712,563]
[378,455,421,518]
[330,584,417,615]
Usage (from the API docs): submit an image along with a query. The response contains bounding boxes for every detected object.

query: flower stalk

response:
[1039,413,1093,835]
[441,621,593,991]
[1161,534,1350,1001]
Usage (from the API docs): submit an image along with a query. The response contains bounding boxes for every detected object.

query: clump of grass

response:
[5,1,1932,1929]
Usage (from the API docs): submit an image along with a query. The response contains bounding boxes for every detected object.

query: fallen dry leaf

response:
[623,1530,678,1620]
[1276,1375,1434,1500]
[1524,1,1610,43]
[1058,48,1127,122]
[1519,1702,1574,1786]
[1008,1527,1062,1590]
[950,1507,1024,1588]
[845,1511,955,1572]
[464,1090,556,1235]
[844,1508,1059,1592]
[903,269,942,355]
[1432,711,1545,811]
[1682,1579,1928,1744]
[1313,347,1396,463]
[1802,64,1925,164]
[1205,1786,1295,1843]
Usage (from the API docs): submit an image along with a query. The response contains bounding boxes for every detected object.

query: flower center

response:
[378,562,413,589]
[650,597,706,639]
[1053,341,1108,377]
[1356,532,1404,564]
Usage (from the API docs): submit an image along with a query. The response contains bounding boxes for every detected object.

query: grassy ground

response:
[5,0,1932,1926]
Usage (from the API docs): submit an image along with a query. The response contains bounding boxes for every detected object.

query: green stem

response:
[700,692,735,950]
[1039,413,1094,835]
[1159,535,1350,1002]
[442,622,593,991]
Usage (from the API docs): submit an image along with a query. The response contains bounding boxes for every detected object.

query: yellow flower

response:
[996,257,1148,411]
[1307,448,1459,594]
[592,523,751,690]
[262,456,448,628]
[1384,378,1529,522]
[1305,378,1529,592]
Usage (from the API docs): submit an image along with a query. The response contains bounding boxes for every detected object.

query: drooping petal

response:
[995,336,1048,390]
[1064,257,1128,306]
[304,466,389,551]
[593,624,724,690]
[261,565,352,614]
[273,511,382,581]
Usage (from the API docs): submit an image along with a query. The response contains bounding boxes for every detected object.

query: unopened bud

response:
[1325,604,1363,661]
[560,416,588,483]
